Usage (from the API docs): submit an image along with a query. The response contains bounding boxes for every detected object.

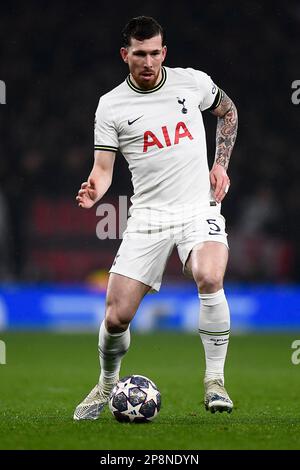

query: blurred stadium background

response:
[0,0,299,332]
[0,0,300,450]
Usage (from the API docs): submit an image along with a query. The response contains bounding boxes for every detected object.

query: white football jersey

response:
[94,66,222,223]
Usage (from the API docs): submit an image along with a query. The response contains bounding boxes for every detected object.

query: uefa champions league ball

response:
[109,375,161,423]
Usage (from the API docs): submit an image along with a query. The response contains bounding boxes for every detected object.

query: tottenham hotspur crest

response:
[177,97,188,114]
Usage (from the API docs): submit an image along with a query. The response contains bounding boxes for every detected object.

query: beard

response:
[134,69,161,90]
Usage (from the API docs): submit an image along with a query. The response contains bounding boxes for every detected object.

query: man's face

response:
[120,35,167,90]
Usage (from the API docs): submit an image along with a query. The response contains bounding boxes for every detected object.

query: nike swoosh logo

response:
[128,115,143,126]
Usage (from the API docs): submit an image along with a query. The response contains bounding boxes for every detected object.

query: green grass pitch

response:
[0,332,300,450]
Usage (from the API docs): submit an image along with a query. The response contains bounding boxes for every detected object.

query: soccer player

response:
[73,16,238,420]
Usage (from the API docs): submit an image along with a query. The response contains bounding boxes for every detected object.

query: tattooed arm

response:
[209,90,238,203]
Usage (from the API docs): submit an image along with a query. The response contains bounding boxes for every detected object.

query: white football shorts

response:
[109,208,228,292]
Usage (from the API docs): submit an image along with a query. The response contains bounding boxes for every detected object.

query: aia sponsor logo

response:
[143,121,194,153]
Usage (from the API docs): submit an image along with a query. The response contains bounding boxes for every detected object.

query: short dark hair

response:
[122,16,165,47]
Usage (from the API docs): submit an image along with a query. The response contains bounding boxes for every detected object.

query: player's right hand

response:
[76,178,98,209]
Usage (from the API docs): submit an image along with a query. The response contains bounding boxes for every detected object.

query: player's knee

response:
[105,301,130,333]
[195,271,223,293]
[105,313,129,333]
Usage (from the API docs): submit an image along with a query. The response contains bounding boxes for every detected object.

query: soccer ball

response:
[109,375,161,423]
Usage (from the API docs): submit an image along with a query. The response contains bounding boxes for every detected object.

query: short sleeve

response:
[94,97,119,152]
[191,69,223,112]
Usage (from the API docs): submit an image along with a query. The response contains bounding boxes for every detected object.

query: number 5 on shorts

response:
[206,219,221,235]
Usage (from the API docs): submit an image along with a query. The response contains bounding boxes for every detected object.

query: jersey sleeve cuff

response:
[94,145,118,152]
[206,88,223,111]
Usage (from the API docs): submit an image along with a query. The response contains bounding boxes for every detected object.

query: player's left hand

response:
[210,163,230,203]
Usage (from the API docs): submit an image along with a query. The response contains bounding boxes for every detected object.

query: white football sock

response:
[98,320,130,393]
[198,289,230,384]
